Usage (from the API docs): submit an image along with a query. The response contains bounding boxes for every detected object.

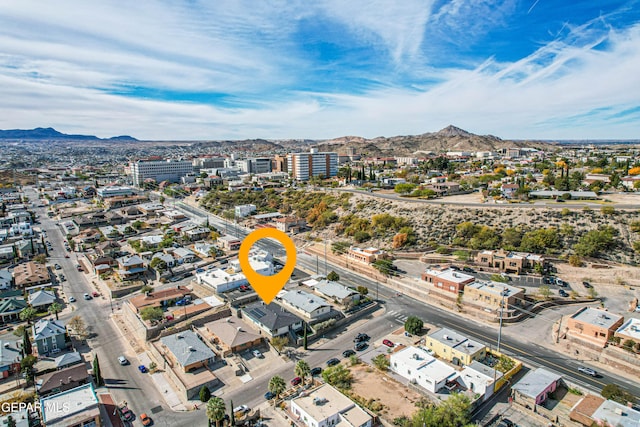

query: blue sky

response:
[0,1,639,140]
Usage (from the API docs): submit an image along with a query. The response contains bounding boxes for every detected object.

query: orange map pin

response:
[238,228,297,304]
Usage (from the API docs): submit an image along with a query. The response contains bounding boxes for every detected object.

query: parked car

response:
[326,358,340,366]
[195,268,205,273]
[64,254,70,258]
[54,264,61,270]
[310,367,322,376]
[578,366,598,377]
[118,356,129,365]
[140,413,153,426]
[342,349,356,358]
[264,391,275,400]
[252,349,263,358]
[462,266,476,273]
[233,405,249,414]
[543,276,553,284]
[92,291,100,297]
[120,406,134,422]
[582,281,592,288]
[83,293,92,300]
[382,339,394,348]
[239,285,250,292]
[635,306,640,312]
[497,419,514,427]
[355,342,368,351]
[354,333,370,342]
[290,377,302,386]
[69,296,76,302]
[559,289,569,297]
[175,299,189,306]
[138,365,148,373]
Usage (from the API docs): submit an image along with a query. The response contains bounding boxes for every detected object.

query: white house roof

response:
[424,268,474,284]
[512,368,562,399]
[281,290,329,314]
[33,319,66,341]
[28,290,57,307]
[160,331,215,367]
[592,398,640,427]
[314,280,357,300]
[391,346,458,384]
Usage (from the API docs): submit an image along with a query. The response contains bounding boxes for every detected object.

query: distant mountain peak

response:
[0,127,137,141]
[436,125,472,137]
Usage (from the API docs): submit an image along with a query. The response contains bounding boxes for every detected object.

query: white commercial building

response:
[390,346,458,393]
[234,204,257,218]
[196,251,274,293]
[291,384,372,427]
[287,151,338,181]
[130,158,193,187]
[96,186,134,198]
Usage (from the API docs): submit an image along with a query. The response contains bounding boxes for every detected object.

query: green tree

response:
[372,259,395,276]
[271,336,289,353]
[601,384,635,405]
[6,415,15,427]
[326,271,340,282]
[48,302,62,320]
[19,307,37,325]
[356,286,369,296]
[394,183,416,195]
[33,254,47,264]
[295,360,310,384]
[404,316,424,335]
[321,364,352,390]
[20,355,37,385]
[601,206,615,216]
[22,328,32,356]
[268,375,286,398]
[206,397,227,427]
[410,392,473,427]
[490,274,508,283]
[140,306,164,322]
[131,220,144,230]
[573,226,618,257]
[494,355,516,373]
[93,354,104,387]
[372,354,390,371]
[538,285,552,299]
[199,385,211,402]
[568,255,583,267]
[520,227,559,253]
[149,257,168,272]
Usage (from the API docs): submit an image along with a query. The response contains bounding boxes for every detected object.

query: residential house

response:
[36,364,89,397]
[90,256,117,275]
[172,247,196,264]
[204,317,263,356]
[273,216,307,233]
[456,361,503,401]
[40,383,100,427]
[475,249,546,274]
[566,307,624,348]
[278,290,331,320]
[591,398,640,427]
[290,384,373,427]
[0,336,22,379]
[242,301,303,339]
[501,183,520,199]
[32,319,67,356]
[54,351,83,370]
[390,346,458,393]
[140,235,164,249]
[151,252,175,268]
[421,268,475,295]
[217,235,241,251]
[183,227,209,241]
[569,394,606,426]
[116,254,147,280]
[0,297,28,323]
[127,286,191,314]
[0,270,13,290]
[13,261,51,289]
[28,290,57,310]
[159,330,216,372]
[346,247,386,264]
[314,280,360,306]
[193,242,216,258]
[234,204,256,218]
[512,367,562,406]
[425,328,486,366]
[94,240,121,257]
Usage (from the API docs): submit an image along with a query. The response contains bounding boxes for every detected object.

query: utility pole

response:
[556,315,563,344]
[497,289,507,354]
[324,239,327,276]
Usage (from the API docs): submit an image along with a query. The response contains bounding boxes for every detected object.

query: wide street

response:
[26,187,204,427]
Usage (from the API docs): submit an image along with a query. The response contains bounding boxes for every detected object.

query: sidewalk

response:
[137,352,186,411]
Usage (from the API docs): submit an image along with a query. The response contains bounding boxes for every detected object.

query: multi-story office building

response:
[287,150,338,181]
[236,158,272,174]
[130,158,193,187]
[192,157,226,172]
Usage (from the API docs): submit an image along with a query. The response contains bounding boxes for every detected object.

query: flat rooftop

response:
[466,280,524,297]
[615,318,640,341]
[570,307,623,329]
[292,384,370,426]
[428,328,485,356]
[424,268,474,284]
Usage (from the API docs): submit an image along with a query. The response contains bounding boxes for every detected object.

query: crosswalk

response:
[387,310,409,324]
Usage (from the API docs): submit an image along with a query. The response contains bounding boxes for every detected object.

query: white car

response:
[635,306,640,312]
[233,405,249,414]
[118,356,129,365]
[252,349,263,358]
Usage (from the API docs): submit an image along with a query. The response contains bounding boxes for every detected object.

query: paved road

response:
[27,188,204,427]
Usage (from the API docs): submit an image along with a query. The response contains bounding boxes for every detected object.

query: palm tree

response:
[295,360,310,384]
[19,307,37,325]
[48,302,62,320]
[206,397,226,427]
[268,375,286,399]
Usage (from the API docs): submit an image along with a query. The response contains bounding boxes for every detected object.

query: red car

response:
[92,292,100,297]
[290,377,302,386]
[382,339,394,348]
[239,285,249,292]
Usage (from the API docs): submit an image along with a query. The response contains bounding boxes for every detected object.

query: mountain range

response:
[0,127,137,141]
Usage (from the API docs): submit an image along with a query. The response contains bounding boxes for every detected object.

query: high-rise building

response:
[287,150,338,181]
[192,157,226,172]
[236,158,272,174]
[130,158,194,187]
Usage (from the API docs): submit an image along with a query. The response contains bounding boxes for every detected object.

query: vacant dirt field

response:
[349,364,422,422]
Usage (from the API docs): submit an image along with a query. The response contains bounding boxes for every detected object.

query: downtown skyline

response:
[1,0,639,141]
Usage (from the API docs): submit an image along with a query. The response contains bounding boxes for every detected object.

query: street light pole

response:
[497,289,507,353]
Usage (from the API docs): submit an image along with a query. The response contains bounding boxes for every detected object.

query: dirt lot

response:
[349,364,422,422]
